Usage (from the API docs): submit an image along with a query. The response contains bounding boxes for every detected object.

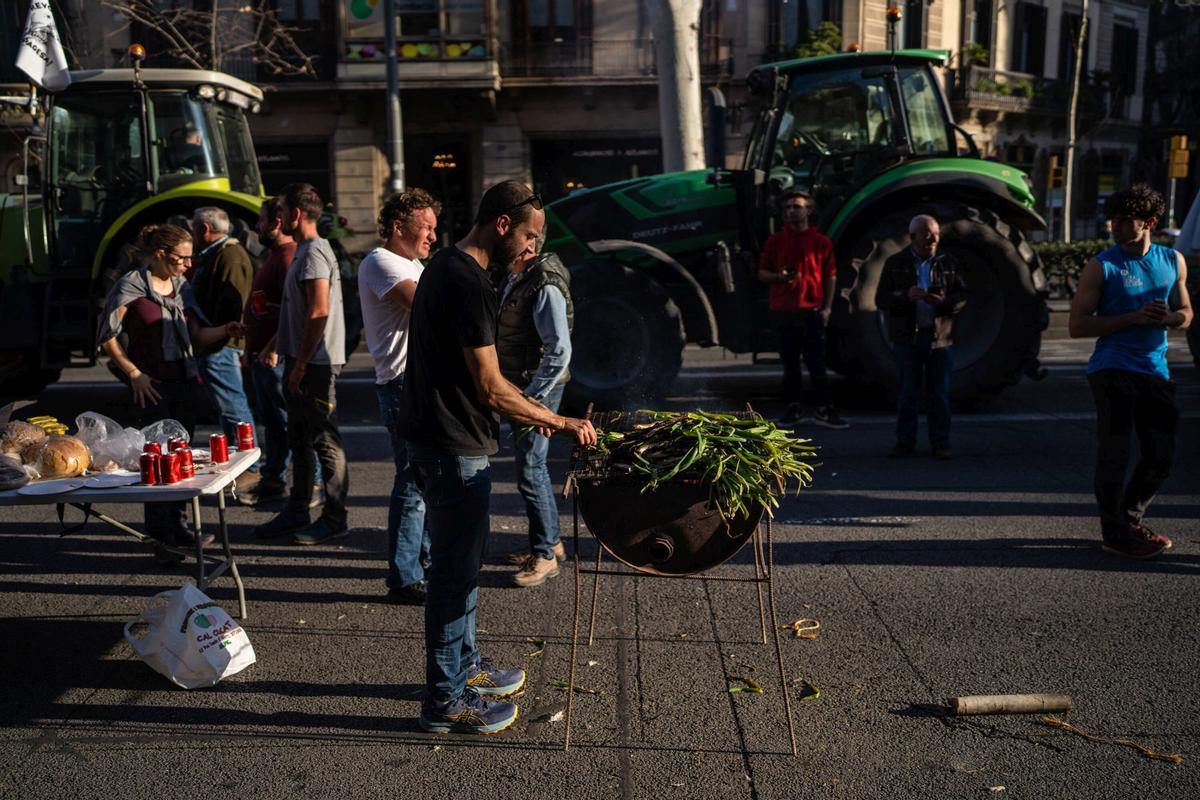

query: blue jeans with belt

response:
[513,383,564,560]
[894,329,953,448]
[410,444,492,703]
[376,376,430,589]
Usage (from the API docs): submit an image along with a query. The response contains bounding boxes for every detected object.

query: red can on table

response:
[210,433,229,464]
[251,289,267,317]
[139,452,160,485]
[161,452,181,484]
[235,421,255,451]
[143,441,162,456]
[178,448,195,480]
[167,437,188,452]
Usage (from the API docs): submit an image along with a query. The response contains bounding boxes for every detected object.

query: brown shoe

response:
[513,555,560,587]
[232,470,261,502]
[506,540,567,565]
[1102,537,1165,560]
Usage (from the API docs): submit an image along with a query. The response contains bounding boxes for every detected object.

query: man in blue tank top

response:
[1069,184,1193,559]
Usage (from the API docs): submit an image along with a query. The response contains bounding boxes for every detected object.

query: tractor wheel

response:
[564,261,685,411]
[839,202,1048,406]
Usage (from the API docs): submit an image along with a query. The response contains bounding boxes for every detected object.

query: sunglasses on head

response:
[498,193,543,218]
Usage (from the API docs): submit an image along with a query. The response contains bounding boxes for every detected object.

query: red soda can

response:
[178,448,195,480]
[161,452,181,484]
[210,433,229,464]
[139,452,160,485]
[168,437,187,452]
[235,421,255,451]
[143,441,162,456]
[251,289,267,316]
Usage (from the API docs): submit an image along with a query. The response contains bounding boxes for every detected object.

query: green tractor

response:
[0,63,266,396]
[546,49,1048,408]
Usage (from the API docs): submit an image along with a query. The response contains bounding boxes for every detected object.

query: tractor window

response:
[769,67,897,193]
[899,67,952,155]
[149,92,220,187]
[212,105,261,196]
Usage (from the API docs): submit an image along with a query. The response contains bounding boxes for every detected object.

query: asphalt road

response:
[2,318,1198,799]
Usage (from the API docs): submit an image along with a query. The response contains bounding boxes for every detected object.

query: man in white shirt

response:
[359,188,440,603]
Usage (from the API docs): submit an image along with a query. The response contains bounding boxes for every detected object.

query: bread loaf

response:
[28,435,90,478]
[0,421,46,458]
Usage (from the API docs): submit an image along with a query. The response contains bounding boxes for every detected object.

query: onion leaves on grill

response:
[588,410,818,522]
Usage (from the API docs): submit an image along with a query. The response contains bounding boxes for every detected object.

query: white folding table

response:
[0,447,258,618]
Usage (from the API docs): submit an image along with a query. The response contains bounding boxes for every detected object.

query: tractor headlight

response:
[196,84,216,99]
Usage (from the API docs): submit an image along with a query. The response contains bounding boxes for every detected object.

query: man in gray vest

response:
[497,241,574,587]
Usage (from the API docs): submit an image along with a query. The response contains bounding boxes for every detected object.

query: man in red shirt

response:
[757,191,848,429]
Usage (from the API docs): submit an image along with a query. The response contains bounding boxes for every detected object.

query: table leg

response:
[216,489,247,619]
[191,496,205,588]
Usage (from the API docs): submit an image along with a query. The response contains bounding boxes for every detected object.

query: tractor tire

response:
[838,202,1048,406]
[564,261,685,411]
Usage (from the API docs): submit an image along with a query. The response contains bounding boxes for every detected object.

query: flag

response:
[16,0,71,92]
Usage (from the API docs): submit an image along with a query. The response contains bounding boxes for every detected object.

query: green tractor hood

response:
[545,169,738,267]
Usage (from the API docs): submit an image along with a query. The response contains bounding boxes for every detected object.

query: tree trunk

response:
[646,0,705,173]
[1063,0,1089,242]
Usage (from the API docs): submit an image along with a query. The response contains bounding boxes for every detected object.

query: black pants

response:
[283,358,349,528]
[131,379,197,541]
[774,309,829,407]
[1087,369,1179,541]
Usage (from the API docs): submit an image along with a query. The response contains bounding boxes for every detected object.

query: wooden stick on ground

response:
[951,693,1073,716]
[1040,716,1183,765]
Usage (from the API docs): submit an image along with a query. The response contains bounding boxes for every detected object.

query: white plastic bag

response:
[75,411,144,471]
[124,583,256,689]
[139,419,189,447]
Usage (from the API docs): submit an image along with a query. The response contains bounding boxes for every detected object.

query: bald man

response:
[874,214,968,459]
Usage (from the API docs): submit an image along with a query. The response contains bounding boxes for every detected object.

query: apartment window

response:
[970,0,993,57]
[903,0,926,49]
[771,0,842,53]
[1110,19,1139,96]
[1057,11,1088,82]
[1011,2,1047,76]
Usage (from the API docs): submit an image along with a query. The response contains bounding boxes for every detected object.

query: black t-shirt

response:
[399,246,500,455]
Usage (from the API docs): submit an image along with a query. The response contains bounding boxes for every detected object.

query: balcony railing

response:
[951,64,1105,118]
[500,36,734,81]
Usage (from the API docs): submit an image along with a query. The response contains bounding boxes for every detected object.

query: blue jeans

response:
[248,358,322,485]
[376,377,430,589]
[410,445,491,703]
[200,346,261,471]
[894,330,953,448]
[513,383,564,560]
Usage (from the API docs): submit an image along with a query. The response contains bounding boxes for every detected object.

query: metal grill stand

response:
[560,412,798,756]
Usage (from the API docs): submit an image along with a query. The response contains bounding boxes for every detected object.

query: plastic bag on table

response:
[139,419,189,448]
[0,452,34,490]
[75,411,144,472]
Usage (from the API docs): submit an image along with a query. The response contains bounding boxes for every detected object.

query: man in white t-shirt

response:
[359,188,440,603]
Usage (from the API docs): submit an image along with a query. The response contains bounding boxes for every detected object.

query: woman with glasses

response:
[98,224,244,559]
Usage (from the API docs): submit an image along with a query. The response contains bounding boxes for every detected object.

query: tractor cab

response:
[43,68,264,278]
[742,51,975,239]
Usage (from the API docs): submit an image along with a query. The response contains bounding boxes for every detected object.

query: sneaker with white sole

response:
[466,656,526,697]
[812,406,849,430]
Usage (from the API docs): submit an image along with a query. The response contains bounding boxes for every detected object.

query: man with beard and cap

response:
[400,180,596,735]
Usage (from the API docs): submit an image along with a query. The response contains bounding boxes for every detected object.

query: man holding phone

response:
[875,214,968,460]
[1069,184,1192,560]
[758,190,847,429]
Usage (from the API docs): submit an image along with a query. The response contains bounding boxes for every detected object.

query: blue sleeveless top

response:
[1087,243,1177,380]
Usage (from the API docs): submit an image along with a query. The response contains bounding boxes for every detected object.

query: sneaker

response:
[418,688,518,735]
[466,656,526,697]
[388,580,427,605]
[777,403,804,425]
[513,554,560,587]
[812,407,850,430]
[238,477,288,507]
[932,445,954,461]
[888,442,914,458]
[253,509,310,539]
[1102,537,1165,560]
[293,517,348,546]
[505,541,567,565]
[1131,523,1173,550]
